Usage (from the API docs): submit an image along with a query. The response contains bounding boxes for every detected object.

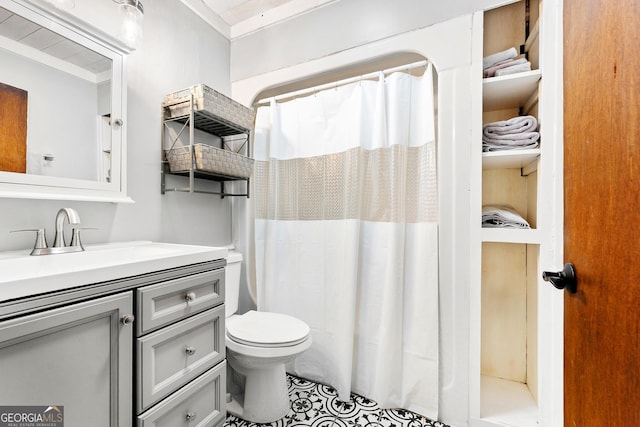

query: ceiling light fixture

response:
[112,0,144,49]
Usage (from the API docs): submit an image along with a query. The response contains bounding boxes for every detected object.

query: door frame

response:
[537,0,565,425]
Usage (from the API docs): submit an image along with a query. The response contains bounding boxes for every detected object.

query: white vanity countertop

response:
[0,241,228,302]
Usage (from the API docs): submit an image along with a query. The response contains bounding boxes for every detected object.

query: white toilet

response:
[225,251,312,423]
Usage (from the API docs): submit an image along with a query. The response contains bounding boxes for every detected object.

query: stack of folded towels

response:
[482,115,540,152]
[483,47,531,78]
[482,205,530,229]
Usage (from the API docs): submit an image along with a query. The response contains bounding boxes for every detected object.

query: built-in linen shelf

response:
[476,375,539,427]
[482,149,540,171]
[483,70,541,111]
[481,228,541,244]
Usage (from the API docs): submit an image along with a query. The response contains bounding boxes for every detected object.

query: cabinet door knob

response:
[542,263,577,294]
[185,291,196,303]
[185,411,197,422]
[120,314,135,326]
[185,346,196,356]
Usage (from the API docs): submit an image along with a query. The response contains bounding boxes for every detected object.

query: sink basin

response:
[0,241,228,302]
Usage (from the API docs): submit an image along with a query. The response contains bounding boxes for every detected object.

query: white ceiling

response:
[202,0,294,26]
[181,0,338,39]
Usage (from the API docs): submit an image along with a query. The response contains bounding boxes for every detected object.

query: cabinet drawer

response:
[137,269,224,335]
[137,305,225,412]
[137,362,226,427]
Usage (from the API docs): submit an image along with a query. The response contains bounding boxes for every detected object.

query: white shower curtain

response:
[252,64,439,419]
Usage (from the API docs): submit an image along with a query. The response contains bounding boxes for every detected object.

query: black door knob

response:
[542,263,577,294]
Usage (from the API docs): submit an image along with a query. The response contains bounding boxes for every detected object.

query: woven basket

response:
[162,84,255,133]
[165,144,254,179]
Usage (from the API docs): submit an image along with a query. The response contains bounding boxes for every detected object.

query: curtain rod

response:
[256,59,429,106]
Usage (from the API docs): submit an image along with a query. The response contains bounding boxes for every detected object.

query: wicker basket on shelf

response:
[165,144,254,179]
[162,84,255,133]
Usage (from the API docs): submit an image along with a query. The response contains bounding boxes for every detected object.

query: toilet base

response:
[226,352,290,423]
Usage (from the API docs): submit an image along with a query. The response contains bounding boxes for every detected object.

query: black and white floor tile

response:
[223,375,450,427]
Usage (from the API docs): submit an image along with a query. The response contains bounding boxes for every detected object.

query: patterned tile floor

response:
[224,375,450,427]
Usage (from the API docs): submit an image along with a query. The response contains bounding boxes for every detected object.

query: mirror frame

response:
[0,0,133,202]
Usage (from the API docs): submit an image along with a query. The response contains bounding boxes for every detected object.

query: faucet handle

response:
[70,227,97,250]
[11,229,49,255]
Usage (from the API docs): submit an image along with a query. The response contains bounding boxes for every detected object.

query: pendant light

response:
[113,0,144,48]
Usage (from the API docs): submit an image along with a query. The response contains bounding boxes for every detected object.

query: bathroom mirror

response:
[0,0,132,202]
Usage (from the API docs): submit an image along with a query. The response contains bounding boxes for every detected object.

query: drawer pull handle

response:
[185,291,196,303]
[120,314,135,326]
[185,411,197,422]
[185,346,196,356]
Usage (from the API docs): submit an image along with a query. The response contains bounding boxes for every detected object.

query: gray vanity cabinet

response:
[0,252,226,427]
[0,292,133,427]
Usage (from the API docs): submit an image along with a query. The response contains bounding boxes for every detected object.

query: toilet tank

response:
[225,251,243,317]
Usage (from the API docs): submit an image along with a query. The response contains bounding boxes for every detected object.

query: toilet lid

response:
[227,311,311,348]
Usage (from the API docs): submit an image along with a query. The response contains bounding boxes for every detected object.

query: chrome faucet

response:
[11,208,86,255]
[52,208,81,248]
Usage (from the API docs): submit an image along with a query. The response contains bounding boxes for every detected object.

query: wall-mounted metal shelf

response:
[160,85,255,198]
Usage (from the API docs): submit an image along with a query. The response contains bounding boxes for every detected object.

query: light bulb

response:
[118,1,144,49]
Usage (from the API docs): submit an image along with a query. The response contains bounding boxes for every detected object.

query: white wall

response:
[0,0,234,252]
[230,0,515,82]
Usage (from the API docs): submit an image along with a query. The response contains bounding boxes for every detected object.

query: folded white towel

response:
[482,139,540,152]
[485,131,539,141]
[483,47,518,69]
[482,205,530,228]
[482,115,540,151]
[482,132,540,152]
[494,61,532,77]
[483,115,538,137]
[483,57,528,78]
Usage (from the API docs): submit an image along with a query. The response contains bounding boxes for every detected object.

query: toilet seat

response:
[227,310,310,348]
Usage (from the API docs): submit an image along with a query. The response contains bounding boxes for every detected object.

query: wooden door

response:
[0,82,27,173]
[563,0,640,425]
